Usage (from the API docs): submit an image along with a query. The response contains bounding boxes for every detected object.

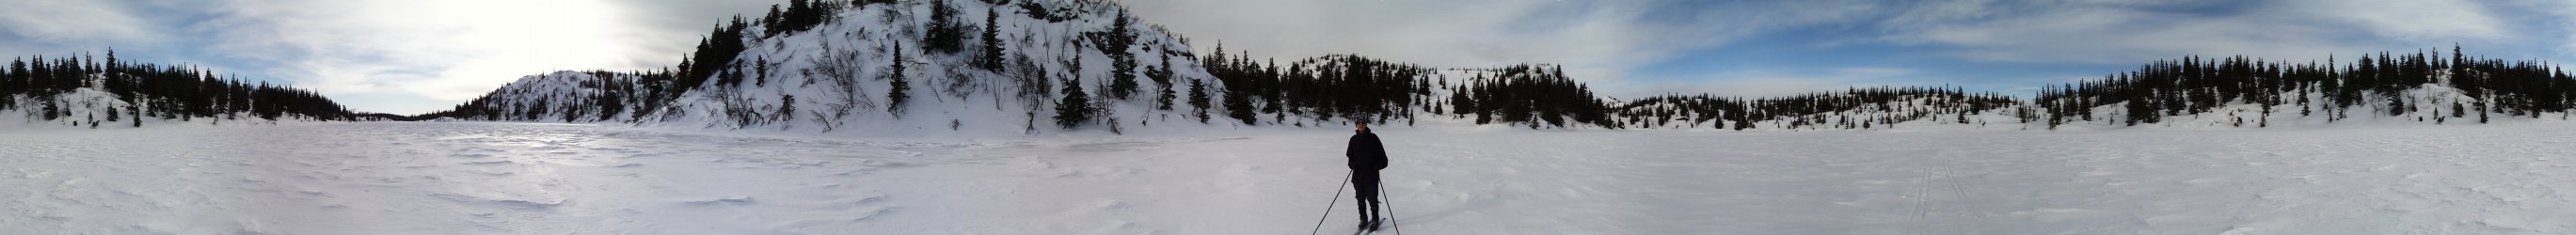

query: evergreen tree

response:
[1055,77,1094,128]
[980,6,1005,70]
[1223,83,1255,124]
[925,0,966,54]
[1103,9,1138,100]
[755,56,771,86]
[105,101,122,122]
[1152,56,1175,110]
[1188,78,1210,123]
[779,94,797,123]
[889,42,911,117]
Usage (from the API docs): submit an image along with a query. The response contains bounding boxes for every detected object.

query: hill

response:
[416,0,2576,134]
[1,51,382,128]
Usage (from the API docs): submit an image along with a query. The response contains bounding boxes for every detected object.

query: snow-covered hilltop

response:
[0,53,382,129]
[417,0,2576,134]
[421,0,1225,135]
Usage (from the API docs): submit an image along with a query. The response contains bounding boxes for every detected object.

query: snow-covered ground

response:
[5,122,2574,234]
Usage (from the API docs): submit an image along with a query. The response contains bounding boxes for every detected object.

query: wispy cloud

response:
[0,0,156,56]
[174,0,772,114]
[1124,0,1866,86]
[201,0,641,98]
[1872,0,2514,63]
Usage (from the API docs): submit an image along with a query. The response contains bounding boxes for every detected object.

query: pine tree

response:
[1104,9,1138,100]
[40,99,59,120]
[888,42,911,118]
[925,0,965,54]
[979,6,1005,70]
[779,94,797,123]
[1152,56,1175,110]
[755,56,771,86]
[1055,77,1094,128]
[1223,83,1255,124]
[2479,101,2491,123]
[2452,101,2466,118]
[1188,78,1210,123]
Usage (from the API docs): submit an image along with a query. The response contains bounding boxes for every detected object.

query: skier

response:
[1347,121,1389,230]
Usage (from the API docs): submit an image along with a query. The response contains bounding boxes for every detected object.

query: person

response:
[1346,121,1389,230]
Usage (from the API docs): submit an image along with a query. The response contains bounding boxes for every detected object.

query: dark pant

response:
[1353,170,1383,222]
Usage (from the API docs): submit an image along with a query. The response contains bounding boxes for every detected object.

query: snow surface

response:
[6,122,2575,234]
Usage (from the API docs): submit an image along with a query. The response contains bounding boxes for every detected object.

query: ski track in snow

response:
[4,122,2575,234]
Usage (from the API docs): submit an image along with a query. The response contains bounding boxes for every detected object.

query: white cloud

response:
[192,0,771,114]
[2303,0,2507,40]
[1872,0,2513,63]
[2503,0,2576,58]
[0,0,154,43]
[1126,0,1809,86]
[0,0,157,55]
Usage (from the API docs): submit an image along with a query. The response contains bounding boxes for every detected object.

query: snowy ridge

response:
[5,87,146,129]
[437,0,1252,137]
[1619,82,2576,133]
[443,70,646,123]
[4,73,366,129]
[645,0,1211,134]
[434,1,2576,134]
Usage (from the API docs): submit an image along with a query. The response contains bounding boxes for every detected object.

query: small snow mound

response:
[489,199,564,210]
[429,193,564,210]
[682,196,757,206]
[2218,226,2266,235]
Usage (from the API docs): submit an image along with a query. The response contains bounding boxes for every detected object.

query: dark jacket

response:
[1348,130,1388,171]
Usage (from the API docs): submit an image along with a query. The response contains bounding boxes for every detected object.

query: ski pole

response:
[1309,172,1352,235]
[1380,182,1402,235]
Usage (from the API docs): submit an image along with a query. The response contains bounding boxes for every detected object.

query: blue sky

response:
[7,0,2576,115]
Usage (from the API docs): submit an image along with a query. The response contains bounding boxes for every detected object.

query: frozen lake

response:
[4,122,2573,234]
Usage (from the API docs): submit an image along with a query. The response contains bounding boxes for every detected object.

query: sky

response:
[5,0,2576,115]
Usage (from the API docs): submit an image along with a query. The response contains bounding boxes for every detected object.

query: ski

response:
[1351,218,1385,235]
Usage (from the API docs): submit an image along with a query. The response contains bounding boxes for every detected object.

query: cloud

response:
[1121,0,1863,86]
[202,0,615,97]
[2303,0,2507,40]
[0,0,154,43]
[184,0,775,114]
[1871,0,2513,63]
[2499,0,2576,58]
[0,0,157,55]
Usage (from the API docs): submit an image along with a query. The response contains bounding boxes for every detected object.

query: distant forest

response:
[2,51,384,127]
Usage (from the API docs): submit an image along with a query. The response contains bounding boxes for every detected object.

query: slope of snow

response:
[6,122,2573,234]
[644,0,1228,135]
[3,86,336,129]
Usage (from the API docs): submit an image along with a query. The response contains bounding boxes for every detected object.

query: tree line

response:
[3,51,368,127]
[1620,86,2019,130]
[2037,45,2576,129]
